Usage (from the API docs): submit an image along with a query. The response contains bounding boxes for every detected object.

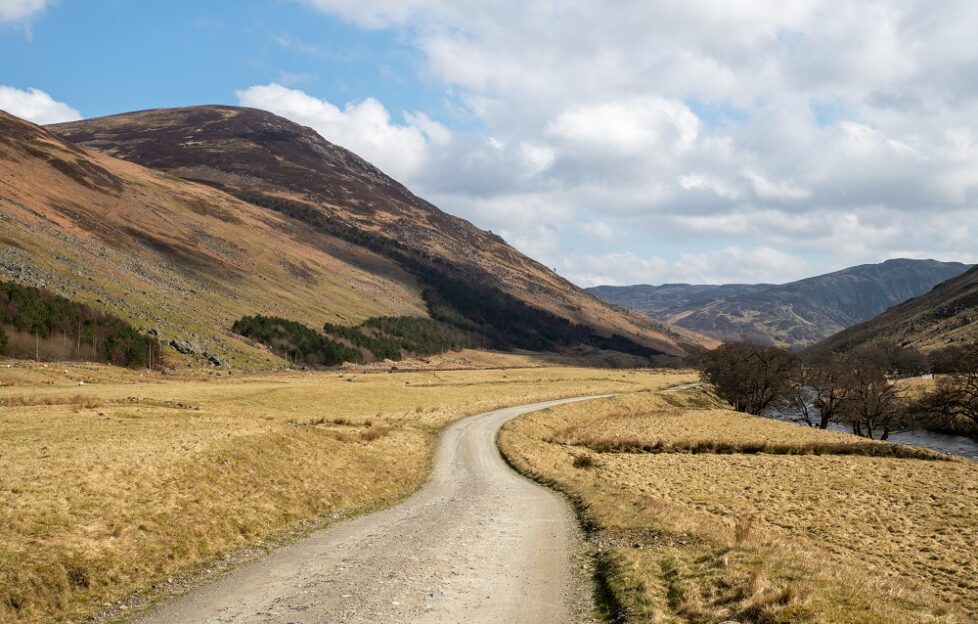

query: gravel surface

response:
[134,396,606,624]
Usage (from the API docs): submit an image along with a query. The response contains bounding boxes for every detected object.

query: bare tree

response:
[809,355,856,430]
[842,363,911,440]
[928,344,966,375]
[854,340,927,377]
[697,343,798,415]
[780,360,819,426]
[914,340,978,433]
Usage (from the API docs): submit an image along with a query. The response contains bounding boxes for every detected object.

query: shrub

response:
[360,426,390,442]
[572,454,597,469]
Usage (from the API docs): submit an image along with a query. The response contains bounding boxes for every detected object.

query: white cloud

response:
[0,0,48,22]
[236,83,449,182]
[580,220,617,242]
[546,97,699,157]
[518,142,554,177]
[295,1,978,285]
[679,174,742,200]
[560,247,810,287]
[743,170,811,202]
[0,86,81,124]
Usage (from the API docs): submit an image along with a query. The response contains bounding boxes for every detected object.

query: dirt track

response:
[134,396,606,624]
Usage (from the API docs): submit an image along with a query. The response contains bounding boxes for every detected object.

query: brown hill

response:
[809,265,978,354]
[0,109,430,368]
[48,106,706,358]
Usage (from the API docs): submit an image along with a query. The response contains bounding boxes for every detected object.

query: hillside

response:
[0,109,432,368]
[810,264,978,354]
[47,106,707,360]
[589,259,971,349]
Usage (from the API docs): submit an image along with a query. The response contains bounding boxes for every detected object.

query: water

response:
[764,408,978,461]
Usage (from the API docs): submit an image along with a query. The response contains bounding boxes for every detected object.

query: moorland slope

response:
[0,110,427,368]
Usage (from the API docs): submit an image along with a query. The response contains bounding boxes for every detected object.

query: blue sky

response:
[3,1,978,286]
[1,1,440,119]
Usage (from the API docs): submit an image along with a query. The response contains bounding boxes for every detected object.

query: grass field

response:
[500,388,978,624]
[0,360,693,624]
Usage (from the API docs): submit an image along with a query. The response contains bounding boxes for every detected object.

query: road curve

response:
[135,396,608,624]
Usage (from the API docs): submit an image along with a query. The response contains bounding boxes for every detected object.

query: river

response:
[764,407,978,461]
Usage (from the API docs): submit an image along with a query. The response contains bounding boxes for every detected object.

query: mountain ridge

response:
[810,264,978,354]
[0,108,429,368]
[589,258,972,349]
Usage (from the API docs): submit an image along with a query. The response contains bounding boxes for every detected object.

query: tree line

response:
[0,280,160,368]
[235,313,478,367]
[323,316,475,362]
[697,340,978,440]
[231,315,360,367]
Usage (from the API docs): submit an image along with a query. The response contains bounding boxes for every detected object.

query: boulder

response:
[169,339,201,355]
[205,351,228,368]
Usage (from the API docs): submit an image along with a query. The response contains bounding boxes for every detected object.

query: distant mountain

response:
[810,264,978,354]
[589,259,972,350]
[588,283,771,318]
[0,106,709,368]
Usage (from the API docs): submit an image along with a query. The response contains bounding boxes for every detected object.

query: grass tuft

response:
[572,454,598,469]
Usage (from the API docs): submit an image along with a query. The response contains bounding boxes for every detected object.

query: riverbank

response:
[764,375,978,460]
[764,410,978,460]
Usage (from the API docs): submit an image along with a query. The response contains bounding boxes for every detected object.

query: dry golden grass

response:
[549,391,945,460]
[0,362,693,623]
[500,388,977,623]
[895,375,938,396]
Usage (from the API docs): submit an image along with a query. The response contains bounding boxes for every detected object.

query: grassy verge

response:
[0,361,693,623]
[499,387,977,623]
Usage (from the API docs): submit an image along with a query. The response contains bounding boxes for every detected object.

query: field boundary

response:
[550,437,951,460]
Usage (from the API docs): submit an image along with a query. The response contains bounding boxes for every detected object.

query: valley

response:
[811,265,978,354]
[4,4,978,624]
[4,354,975,624]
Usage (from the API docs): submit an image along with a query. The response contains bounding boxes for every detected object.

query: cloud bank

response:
[266,1,978,284]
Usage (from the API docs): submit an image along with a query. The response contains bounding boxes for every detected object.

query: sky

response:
[2,0,977,287]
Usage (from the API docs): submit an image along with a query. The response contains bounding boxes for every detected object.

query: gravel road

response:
[134,396,607,624]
